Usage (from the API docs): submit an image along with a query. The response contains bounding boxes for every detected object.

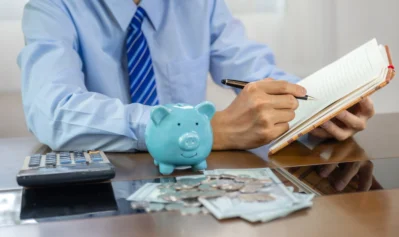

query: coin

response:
[199,190,226,198]
[145,203,165,212]
[220,174,236,179]
[179,190,203,199]
[234,177,255,183]
[158,193,180,202]
[182,198,202,207]
[198,183,217,191]
[131,201,149,209]
[165,203,185,211]
[206,174,220,180]
[219,183,244,191]
[210,179,235,188]
[180,207,202,216]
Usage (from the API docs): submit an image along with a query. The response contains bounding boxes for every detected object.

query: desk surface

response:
[1,189,399,237]
[1,113,399,236]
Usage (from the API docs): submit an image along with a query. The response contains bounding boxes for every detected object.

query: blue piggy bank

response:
[145,101,216,175]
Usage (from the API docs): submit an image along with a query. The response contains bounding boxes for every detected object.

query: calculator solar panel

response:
[16,151,115,187]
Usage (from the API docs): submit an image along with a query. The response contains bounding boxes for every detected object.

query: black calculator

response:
[16,151,116,187]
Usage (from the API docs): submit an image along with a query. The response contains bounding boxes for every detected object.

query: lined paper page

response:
[288,39,386,130]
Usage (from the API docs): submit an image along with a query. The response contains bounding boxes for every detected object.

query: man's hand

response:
[318,161,374,192]
[211,79,306,150]
[311,97,375,141]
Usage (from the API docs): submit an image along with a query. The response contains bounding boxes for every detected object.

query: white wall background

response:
[1,0,398,113]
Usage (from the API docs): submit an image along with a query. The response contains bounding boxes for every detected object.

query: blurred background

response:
[0,0,398,138]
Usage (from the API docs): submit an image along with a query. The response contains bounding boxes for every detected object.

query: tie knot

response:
[131,6,146,28]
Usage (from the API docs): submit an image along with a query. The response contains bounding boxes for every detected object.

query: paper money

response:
[199,184,298,219]
[127,168,314,222]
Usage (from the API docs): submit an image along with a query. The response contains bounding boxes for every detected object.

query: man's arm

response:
[18,0,150,151]
[208,0,301,89]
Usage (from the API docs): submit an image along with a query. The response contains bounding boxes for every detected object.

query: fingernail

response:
[321,121,330,129]
[335,181,346,191]
[301,87,307,95]
[336,111,347,119]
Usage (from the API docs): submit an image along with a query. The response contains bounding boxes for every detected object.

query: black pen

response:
[221,79,316,101]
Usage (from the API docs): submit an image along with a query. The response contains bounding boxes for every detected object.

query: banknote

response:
[240,193,315,223]
[199,184,300,219]
[126,183,169,203]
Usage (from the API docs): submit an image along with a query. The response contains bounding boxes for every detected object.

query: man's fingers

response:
[357,97,375,118]
[310,128,334,139]
[335,110,366,131]
[358,162,373,191]
[266,94,299,109]
[270,109,295,124]
[334,162,361,191]
[269,122,290,139]
[319,164,337,178]
[320,121,353,141]
[256,80,307,97]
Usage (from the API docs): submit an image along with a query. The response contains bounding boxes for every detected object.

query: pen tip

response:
[221,79,227,84]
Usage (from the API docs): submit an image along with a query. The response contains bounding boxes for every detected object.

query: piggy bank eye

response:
[195,122,199,126]
[177,123,181,126]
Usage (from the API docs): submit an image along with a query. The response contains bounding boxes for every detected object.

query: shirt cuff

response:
[137,106,151,151]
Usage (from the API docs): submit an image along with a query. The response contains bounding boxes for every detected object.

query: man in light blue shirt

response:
[18,0,375,152]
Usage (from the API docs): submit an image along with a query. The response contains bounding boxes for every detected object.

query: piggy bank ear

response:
[195,101,216,120]
[151,106,171,126]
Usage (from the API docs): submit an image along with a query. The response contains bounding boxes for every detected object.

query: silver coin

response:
[198,183,217,191]
[234,177,255,183]
[219,183,244,191]
[199,190,226,198]
[220,174,237,179]
[206,174,220,180]
[145,203,165,212]
[180,207,202,216]
[165,203,185,211]
[158,193,180,202]
[211,179,235,188]
[182,199,202,207]
[179,190,203,199]
[180,184,200,190]
[131,201,150,209]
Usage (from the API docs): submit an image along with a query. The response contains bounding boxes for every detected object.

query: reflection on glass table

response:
[276,160,383,196]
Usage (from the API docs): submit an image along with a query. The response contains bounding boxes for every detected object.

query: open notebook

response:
[269,39,395,155]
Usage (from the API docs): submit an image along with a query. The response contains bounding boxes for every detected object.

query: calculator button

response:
[60,152,70,157]
[28,154,42,167]
[60,159,72,164]
[90,153,103,162]
[74,158,86,164]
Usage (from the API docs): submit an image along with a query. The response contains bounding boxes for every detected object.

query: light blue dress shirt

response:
[18,0,300,152]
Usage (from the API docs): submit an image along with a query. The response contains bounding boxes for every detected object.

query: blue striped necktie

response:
[126,6,158,105]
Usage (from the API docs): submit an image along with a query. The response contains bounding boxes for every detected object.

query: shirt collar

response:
[104,0,165,31]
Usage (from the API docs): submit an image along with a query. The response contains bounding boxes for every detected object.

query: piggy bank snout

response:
[179,132,200,151]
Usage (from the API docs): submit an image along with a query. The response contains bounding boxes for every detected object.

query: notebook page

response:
[288,39,386,130]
